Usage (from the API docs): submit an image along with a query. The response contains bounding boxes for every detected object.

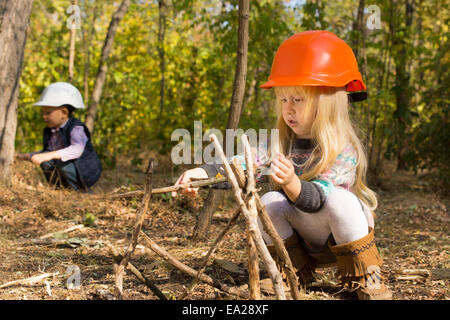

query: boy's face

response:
[41,106,69,128]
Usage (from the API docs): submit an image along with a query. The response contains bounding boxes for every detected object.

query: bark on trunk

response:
[393,0,414,171]
[226,0,250,131]
[157,0,168,119]
[193,0,250,239]
[85,0,131,133]
[82,0,100,104]
[0,0,33,185]
[68,0,78,82]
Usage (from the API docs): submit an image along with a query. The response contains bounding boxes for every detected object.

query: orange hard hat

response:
[260,30,367,101]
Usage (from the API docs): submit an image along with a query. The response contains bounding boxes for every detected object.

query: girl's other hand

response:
[171,167,209,198]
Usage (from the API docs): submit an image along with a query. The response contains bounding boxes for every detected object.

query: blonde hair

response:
[273,86,378,211]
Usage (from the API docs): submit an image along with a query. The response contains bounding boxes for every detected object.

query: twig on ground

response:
[139,231,249,299]
[108,243,167,300]
[178,206,242,300]
[39,224,85,239]
[114,158,154,299]
[0,272,58,289]
[18,238,100,248]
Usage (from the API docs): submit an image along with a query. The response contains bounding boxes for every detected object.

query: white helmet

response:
[34,82,85,109]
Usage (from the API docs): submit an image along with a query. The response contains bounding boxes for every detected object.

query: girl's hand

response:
[270,153,296,186]
[171,167,209,198]
[271,153,302,202]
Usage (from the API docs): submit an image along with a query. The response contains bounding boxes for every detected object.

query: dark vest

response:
[43,117,102,187]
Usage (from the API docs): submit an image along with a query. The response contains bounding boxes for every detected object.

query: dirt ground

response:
[0,157,448,300]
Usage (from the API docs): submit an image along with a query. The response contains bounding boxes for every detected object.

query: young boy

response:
[16,82,102,192]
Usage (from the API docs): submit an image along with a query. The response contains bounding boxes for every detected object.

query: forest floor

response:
[0,155,448,300]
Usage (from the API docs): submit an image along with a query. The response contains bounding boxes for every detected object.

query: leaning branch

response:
[178,206,242,300]
[108,243,167,300]
[114,159,154,299]
[209,133,286,300]
[139,231,249,299]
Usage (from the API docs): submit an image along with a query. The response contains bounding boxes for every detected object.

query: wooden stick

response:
[242,136,261,300]
[39,224,85,239]
[254,195,302,299]
[104,163,270,200]
[231,157,247,188]
[114,159,154,299]
[240,134,301,299]
[246,227,260,299]
[0,272,58,289]
[139,231,249,299]
[210,133,286,299]
[18,238,98,247]
[108,243,167,300]
[106,177,228,199]
[178,206,241,300]
[230,158,260,298]
[395,269,430,277]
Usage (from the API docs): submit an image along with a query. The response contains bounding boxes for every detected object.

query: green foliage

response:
[16,0,449,186]
[405,107,450,192]
[83,212,96,227]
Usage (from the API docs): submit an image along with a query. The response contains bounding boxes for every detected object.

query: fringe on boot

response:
[328,227,392,300]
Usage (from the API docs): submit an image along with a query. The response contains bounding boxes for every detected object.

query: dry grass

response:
[0,157,448,300]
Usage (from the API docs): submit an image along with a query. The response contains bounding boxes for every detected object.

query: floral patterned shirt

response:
[201,138,358,213]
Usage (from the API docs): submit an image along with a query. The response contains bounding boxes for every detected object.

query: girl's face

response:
[41,106,68,128]
[278,89,314,138]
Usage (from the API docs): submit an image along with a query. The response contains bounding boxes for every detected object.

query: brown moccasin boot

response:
[328,227,393,300]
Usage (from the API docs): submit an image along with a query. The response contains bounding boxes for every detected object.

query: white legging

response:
[258,188,374,250]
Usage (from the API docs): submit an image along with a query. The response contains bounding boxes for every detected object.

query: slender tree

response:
[0,0,34,185]
[85,0,131,133]
[68,0,78,83]
[392,0,414,170]
[193,0,250,240]
[157,0,169,119]
[81,0,100,104]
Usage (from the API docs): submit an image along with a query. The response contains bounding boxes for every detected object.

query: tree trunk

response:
[68,0,78,82]
[81,0,100,104]
[157,0,169,120]
[193,0,250,240]
[351,0,365,61]
[226,0,250,132]
[192,187,221,240]
[85,0,131,133]
[393,0,414,171]
[0,0,33,186]
[351,0,369,147]
[369,2,393,172]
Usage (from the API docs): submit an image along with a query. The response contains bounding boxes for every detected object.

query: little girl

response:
[172,31,392,300]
